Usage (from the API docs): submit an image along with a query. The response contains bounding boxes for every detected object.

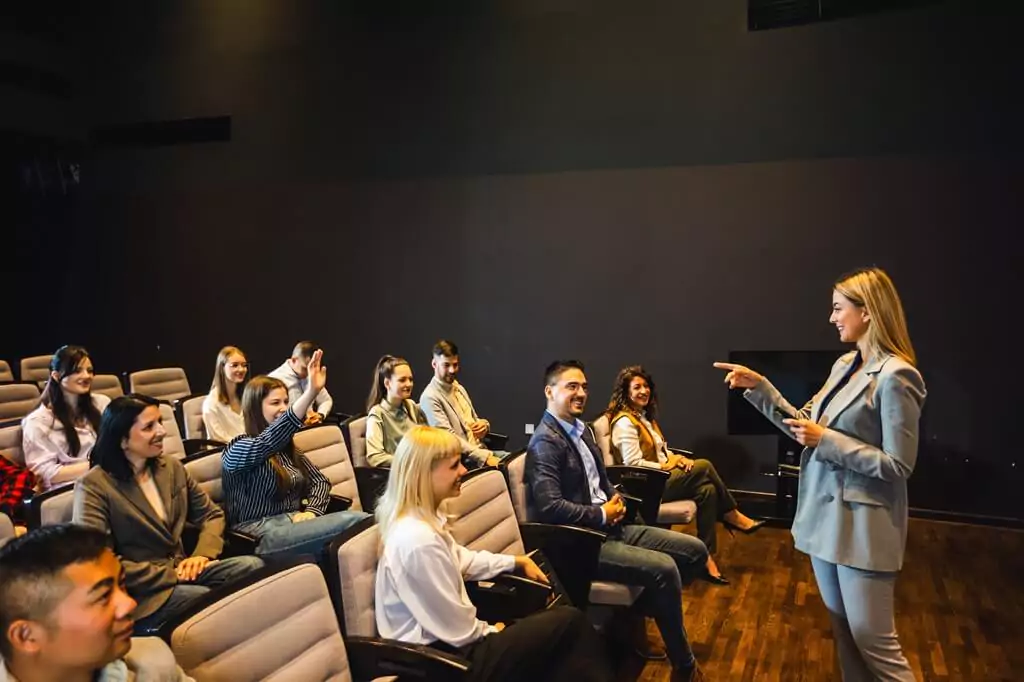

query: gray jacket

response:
[745,351,926,572]
[419,378,490,465]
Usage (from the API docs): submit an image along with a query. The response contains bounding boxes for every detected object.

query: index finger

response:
[713,362,741,371]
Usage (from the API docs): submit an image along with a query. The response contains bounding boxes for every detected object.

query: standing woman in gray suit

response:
[715,267,925,682]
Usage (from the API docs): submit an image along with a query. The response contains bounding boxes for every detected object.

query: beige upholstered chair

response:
[0,513,16,548]
[0,361,13,383]
[0,419,25,468]
[294,424,362,510]
[129,368,191,402]
[19,355,51,385]
[340,416,388,514]
[180,394,207,440]
[159,404,188,460]
[91,374,125,400]
[28,483,76,529]
[0,383,41,420]
[591,415,697,526]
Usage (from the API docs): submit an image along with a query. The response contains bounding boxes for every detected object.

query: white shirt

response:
[267,362,333,417]
[22,393,111,490]
[138,473,167,522]
[376,512,515,648]
[201,389,245,442]
[611,413,669,469]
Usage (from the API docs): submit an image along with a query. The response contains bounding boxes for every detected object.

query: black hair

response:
[89,394,163,481]
[39,345,102,459]
[432,339,459,357]
[544,360,586,386]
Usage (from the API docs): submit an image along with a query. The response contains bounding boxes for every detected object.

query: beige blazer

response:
[745,351,926,572]
[73,456,226,619]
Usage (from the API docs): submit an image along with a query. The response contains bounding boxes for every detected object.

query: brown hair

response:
[366,355,411,412]
[604,365,660,421]
[211,346,247,406]
[241,376,307,499]
[834,267,917,366]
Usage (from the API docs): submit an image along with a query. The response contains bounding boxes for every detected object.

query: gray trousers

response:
[811,556,916,682]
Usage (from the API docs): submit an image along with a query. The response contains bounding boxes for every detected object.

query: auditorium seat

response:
[129,368,191,402]
[293,424,362,511]
[18,356,50,385]
[178,393,208,440]
[0,361,13,383]
[180,447,261,557]
[159,403,220,459]
[0,383,41,420]
[591,415,696,526]
[91,374,125,400]
[0,419,26,468]
[501,451,645,609]
[328,518,471,681]
[340,415,388,514]
[27,483,76,529]
[0,513,15,547]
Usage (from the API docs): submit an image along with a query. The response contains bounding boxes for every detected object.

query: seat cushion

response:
[442,469,525,556]
[657,499,697,525]
[589,580,644,607]
[0,384,41,420]
[295,425,361,511]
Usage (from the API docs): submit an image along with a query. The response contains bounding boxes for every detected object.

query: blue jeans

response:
[597,524,708,669]
[235,510,369,560]
[133,555,265,632]
[811,556,915,682]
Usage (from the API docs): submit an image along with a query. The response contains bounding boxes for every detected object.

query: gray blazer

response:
[419,379,490,465]
[745,351,926,572]
[73,456,226,619]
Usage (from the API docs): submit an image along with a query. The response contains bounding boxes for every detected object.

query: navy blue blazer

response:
[525,411,614,530]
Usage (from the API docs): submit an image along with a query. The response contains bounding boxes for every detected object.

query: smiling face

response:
[11,549,137,671]
[431,453,467,504]
[54,357,95,397]
[627,375,651,412]
[545,367,588,421]
[385,363,414,402]
[830,289,870,344]
[432,354,459,385]
[261,387,290,424]
[120,406,166,460]
[223,352,249,385]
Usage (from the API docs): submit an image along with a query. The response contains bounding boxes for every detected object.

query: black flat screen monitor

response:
[726,350,842,435]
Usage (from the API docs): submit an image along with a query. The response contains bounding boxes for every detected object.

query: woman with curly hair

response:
[605,365,763,584]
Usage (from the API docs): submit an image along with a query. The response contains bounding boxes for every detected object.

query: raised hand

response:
[305,349,327,394]
[713,362,764,390]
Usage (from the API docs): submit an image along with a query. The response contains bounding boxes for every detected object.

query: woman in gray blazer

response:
[74,394,263,632]
[715,267,925,682]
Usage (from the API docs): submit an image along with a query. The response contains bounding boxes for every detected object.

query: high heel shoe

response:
[701,570,730,586]
[722,518,767,535]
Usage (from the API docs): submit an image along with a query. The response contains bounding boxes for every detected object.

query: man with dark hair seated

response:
[0,524,191,682]
[269,340,334,424]
[526,360,710,682]
[419,339,505,469]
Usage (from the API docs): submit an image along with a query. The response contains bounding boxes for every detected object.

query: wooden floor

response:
[614,518,1024,681]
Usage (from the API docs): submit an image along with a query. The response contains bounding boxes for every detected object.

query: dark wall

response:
[7,1,1022,515]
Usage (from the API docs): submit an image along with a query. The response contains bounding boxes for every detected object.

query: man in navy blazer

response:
[526,360,708,682]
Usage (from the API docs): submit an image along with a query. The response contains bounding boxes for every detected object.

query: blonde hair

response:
[211,345,246,406]
[834,267,917,366]
[375,425,461,541]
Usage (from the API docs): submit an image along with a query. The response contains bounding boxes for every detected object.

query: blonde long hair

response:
[211,345,246,406]
[835,267,917,366]
[375,425,461,541]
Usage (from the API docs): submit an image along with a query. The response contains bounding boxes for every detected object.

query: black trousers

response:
[455,606,614,682]
[664,458,738,554]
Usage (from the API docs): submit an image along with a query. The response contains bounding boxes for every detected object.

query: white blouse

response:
[376,512,515,648]
[201,390,245,442]
[611,413,670,469]
[22,393,111,490]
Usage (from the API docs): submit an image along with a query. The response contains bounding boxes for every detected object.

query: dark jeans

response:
[133,555,265,632]
[664,458,738,554]
[598,524,708,669]
[451,606,613,682]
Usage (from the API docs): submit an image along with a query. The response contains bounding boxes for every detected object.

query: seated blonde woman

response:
[606,365,763,585]
[375,425,613,682]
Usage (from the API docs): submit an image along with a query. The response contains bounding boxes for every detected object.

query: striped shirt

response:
[221,409,331,527]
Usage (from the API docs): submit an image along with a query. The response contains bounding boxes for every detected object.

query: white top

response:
[267,362,333,417]
[611,413,669,469]
[22,393,112,490]
[201,389,245,442]
[138,473,167,522]
[376,512,515,648]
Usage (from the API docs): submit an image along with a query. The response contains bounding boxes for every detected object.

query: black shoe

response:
[701,570,730,586]
[723,518,766,535]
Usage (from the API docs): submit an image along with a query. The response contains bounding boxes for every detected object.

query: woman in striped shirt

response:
[222,350,368,558]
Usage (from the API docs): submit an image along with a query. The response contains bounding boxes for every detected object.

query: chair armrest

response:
[466,573,552,623]
[222,529,258,557]
[606,465,669,526]
[353,466,390,514]
[519,522,605,608]
[326,494,352,513]
[482,432,509,451]
[182,439,226,456]
[668,447,694,456]
[345,635,470,682]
